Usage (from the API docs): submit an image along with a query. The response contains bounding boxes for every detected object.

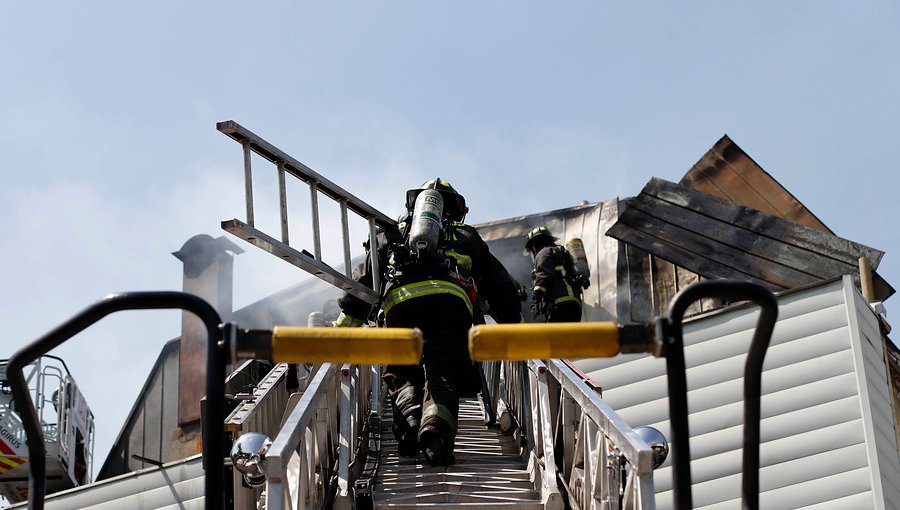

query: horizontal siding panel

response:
[614,373,862,438]
[679,350,855,419]
[696,414,865,466]
[681,299,846,348]
[653,419,866,492]
[658,464,872,510]
[655,400,865,484]
[574,352,652,378]
[706,491,873,510]
[575,278,899,508]
[774,280,846,318]
[758,466,874,510]
[793,491,875,510]
[595,327,854,412]
[583,303,852,391]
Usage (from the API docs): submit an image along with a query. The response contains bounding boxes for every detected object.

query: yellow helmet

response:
[524,226,556,250]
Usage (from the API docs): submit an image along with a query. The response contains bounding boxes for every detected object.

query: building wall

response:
[574,276,900,510]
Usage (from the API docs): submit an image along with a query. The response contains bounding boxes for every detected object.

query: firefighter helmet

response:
[524,226,556,251]
[406,178,468,222]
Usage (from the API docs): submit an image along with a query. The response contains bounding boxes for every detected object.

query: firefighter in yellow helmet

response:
[332,178,523,466]
[525,226,585,322]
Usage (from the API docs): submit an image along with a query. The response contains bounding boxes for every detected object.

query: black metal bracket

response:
[6,292,225,510]
[657,280,778,510]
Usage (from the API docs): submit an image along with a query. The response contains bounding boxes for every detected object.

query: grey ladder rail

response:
[217,120,396,304]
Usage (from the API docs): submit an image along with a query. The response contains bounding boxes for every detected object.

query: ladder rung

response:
[217,120,395,227]
[222,218,380,304]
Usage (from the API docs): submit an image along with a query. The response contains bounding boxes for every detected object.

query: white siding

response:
[576,276,900,509]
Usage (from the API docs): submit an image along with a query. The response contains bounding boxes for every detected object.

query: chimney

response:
[172,234,243,425]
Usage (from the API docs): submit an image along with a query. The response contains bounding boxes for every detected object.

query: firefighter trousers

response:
[382,296,477,446]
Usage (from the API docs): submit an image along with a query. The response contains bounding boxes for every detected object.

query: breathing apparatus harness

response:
[376,180,478,322]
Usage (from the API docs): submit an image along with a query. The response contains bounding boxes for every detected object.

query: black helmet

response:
[524,226,556,251]
[405,177,468,222]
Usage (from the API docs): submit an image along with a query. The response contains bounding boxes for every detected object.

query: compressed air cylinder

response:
[566,238,591,280]
[408,189,444,255]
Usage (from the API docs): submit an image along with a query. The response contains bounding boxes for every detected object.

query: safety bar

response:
[6,292,225,510]
[469,322,656,360]
[217,120,396,305]
[470,280,778,510]
[230,326,423,365]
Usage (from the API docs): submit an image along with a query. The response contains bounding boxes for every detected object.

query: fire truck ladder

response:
[214,122,778,510]
[215,122,664,509]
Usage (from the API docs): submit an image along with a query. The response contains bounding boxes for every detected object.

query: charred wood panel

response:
[681,135,833,234]
[607,178,889,299]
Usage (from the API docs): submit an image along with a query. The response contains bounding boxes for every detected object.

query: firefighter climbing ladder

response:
[214,121,664,509]
[212,121,778,510]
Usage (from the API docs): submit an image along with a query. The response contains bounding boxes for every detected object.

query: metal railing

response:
[225,362,292,510]
[261,362,379,510]
[217,120,396,305]
[6,292,226,510]
[486,358,656,510]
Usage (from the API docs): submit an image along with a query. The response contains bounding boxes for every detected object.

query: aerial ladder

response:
[211,121,776,509]
[5,121,777,510]
[213,120,672,509]
[0,356,95,504]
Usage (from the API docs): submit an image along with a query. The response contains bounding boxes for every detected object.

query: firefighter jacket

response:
[333,220,523,327]
[531,245,582,310]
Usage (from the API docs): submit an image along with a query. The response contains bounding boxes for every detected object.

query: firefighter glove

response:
[531,289,545,316]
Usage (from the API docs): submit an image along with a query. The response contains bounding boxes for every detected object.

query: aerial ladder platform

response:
[4,121,777,510]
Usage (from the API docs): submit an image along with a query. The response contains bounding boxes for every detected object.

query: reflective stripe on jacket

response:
[383,279,473,317]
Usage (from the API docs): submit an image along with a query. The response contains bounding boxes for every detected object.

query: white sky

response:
[2,1,899,482]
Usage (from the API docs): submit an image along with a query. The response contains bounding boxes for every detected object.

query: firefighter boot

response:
[418,423,455,466]
[390,389,422,457]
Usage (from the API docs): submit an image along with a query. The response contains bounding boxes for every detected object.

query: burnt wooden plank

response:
[681,135,833,234]
[646,178,883,268]
[631,192,860,280]
[610,205,806,289]
[607,178,891,298]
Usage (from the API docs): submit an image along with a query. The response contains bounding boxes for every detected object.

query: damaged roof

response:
[680,134,834,235]
[607,176,894,301]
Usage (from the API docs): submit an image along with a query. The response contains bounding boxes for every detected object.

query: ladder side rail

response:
[336,364,353,506]
[265,363,339,510]
[545,359,656,510]
[500,360,529,457]
[529,359,564,509]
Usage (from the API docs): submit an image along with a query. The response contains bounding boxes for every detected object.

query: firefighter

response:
[525,226,584,322]
[332,178,523,466]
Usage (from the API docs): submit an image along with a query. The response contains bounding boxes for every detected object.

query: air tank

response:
[408,189,444,255]
[566,237,591,280]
